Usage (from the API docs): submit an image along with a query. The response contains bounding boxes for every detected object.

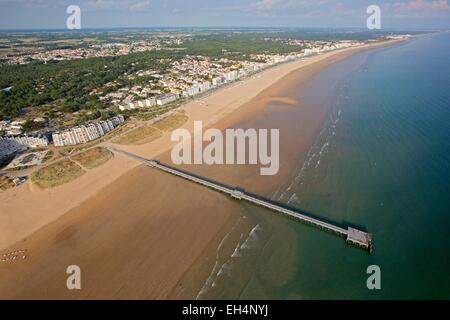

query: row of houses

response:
[1,134,49,148]
[119,98,157,111]
[119,94,180,111]
[0,115,125,163]
[156,94,178,105]
[52,115,125,147]
[302,42,362,57]
[119,66,266,111]
[0,120,26,136]
[117,43,361,113]
[180,67,268,99]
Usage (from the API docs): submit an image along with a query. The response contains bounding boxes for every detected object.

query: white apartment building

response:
[119,98,157,111]
[223,71,238,82]
[156,94,178,106]
[0,134,49,160]
[182,85,201,97]
[1,134,49,148]
[52,115,124,147]
[212,77,224,87]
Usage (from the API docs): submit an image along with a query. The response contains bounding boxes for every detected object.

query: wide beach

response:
[0,39,405,299]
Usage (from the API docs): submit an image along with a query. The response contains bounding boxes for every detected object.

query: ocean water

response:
[197,33,450,299]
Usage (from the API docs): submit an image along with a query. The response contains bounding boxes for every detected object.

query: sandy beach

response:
[0,39,405,299]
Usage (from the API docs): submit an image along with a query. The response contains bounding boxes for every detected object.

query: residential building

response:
[52,115,124,147]
[156,94,178,106]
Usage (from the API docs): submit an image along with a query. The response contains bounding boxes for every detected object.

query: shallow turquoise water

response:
[199,33,450,299]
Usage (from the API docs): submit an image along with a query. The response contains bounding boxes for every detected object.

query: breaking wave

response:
[196,223,264,300]
[276,102,345,204]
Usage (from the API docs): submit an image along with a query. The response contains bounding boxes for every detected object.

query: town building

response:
[156,94,178,106]
[52,115,124,147]
[0,134,49,162]
[119,98,157,111]
[0,138,25,160]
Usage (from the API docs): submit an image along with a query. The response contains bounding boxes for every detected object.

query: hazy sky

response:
[0,0,449,30]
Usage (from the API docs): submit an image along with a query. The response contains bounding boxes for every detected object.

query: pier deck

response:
[111,148,372,252]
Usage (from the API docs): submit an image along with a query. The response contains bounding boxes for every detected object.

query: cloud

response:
[391,0,449,12]
[331,1,358,16]
[86,0,152,12]
[88,0,114,9]
[253,0,281,11]
[0,0,56,9]
[250,0,330,13]
[129,0,151,12]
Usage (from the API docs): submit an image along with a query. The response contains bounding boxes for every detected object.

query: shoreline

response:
[0,38,408,299]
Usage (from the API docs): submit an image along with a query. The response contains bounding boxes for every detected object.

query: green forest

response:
[0,50,175,120]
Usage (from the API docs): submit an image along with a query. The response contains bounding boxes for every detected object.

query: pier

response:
[112,148,372,252]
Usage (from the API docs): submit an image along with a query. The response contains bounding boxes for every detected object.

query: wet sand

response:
[0,39,406,299]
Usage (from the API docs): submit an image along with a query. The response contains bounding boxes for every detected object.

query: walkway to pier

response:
[111,148,372,251]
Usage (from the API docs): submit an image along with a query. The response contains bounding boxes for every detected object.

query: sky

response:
[0,0,449,30]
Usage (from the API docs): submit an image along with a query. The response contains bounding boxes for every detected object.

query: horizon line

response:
[0,26,443,33]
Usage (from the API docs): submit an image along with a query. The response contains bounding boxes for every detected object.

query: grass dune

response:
[71,147,113,169]
[31,159,85,189]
